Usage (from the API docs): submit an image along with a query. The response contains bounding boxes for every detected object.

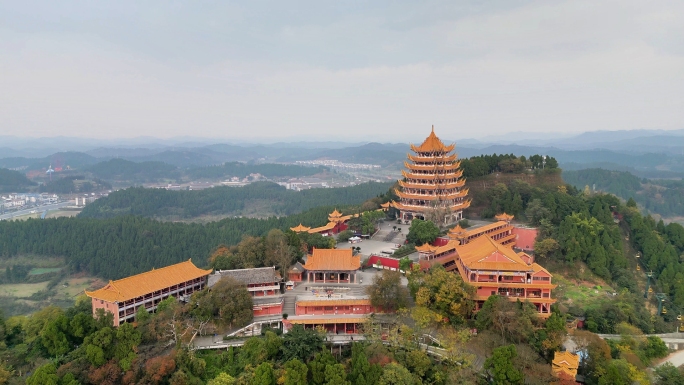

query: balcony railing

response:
[118,282,203,312]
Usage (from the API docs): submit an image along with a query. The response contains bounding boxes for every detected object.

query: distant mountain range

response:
[1,128,683,178]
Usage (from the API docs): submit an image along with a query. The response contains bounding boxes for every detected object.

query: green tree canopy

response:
[406,219,439,246]
[483,345,523,385]
[366,270,409,312]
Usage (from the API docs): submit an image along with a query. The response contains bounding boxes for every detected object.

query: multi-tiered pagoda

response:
[393,126,470,225]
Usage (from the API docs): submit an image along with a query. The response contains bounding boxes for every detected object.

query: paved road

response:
[657,349,684,367]
[0,202,71,220]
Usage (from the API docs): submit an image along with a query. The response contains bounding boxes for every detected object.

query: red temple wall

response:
[253,303,283,317]
[91,299,120,326]
[289,273,302,282]
[295,304,376,316]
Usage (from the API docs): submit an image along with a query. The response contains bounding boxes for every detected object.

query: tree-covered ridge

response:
[0,168,36,193]
[0,204,347,280]
[563,168,684,217]
[0,151,99,172]
[624,206,684,310]
[460,153,558,178]
[38,176,112,194]
[470,174,680,335]
[86,158,180,182]
[186,161,327,180]
[80,181,393,219]
[84,159,328,184]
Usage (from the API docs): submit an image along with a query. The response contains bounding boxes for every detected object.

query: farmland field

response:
[0,282,49,297]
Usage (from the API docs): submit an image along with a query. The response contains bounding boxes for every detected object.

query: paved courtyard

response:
[337,239,402,258]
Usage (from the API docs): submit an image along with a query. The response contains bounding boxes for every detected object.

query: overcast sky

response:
[1,1,683,142]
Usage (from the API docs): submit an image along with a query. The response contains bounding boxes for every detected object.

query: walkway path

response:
[599,333,684,350]
[657,349,684,368]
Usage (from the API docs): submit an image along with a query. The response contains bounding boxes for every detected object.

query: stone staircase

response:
[283,291,297,317]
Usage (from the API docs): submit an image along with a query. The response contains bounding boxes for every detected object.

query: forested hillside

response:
[467,172,684,334]
[0,168,35,192]
[86,158,180,182]
[185,161,327,180]
[0,151,98,172]
[80,181,393,219]
[0,205,341,279]
[39,176,112,194]
[460,153,558,178]
[85,159,327,184]
[563,168,684,217]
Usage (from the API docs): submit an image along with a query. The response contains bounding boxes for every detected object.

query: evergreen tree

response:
[483,345,523,385]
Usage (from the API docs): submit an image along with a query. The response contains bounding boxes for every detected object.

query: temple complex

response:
[302,248,361,283]
[448,212,516,246]
[419,235,555,317]
[208,266,283,317]
[289,209,353,236]
[208,266,281,296]
[286,286,380,333]
[85,260,211,326]
[392,126,470,225]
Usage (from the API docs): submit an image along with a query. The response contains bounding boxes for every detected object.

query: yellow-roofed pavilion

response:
[290,223,311,233]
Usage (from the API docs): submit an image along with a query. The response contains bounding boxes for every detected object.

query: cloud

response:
[0,0,682,141]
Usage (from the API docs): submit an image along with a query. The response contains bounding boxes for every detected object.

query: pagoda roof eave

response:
[407,153,458,163]
[408,127,456,153]
[395,188,469,201]
[410,143,456,154]
[398,180,466,190]
[403,161,461,171]
[401,170,464,180]
[392,199,471,213]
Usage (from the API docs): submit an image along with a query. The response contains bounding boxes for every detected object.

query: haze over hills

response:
[2,128,684,178]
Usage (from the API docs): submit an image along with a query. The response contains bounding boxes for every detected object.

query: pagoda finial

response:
[432,125,434,132]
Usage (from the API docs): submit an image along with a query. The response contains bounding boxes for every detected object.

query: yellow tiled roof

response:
[395,188,468,201]
[462,221,510,239]
[455,235,532,272]
[552,351,580,377]
[308,222,336,234]
[495,213,515,221]
[416,240,459,255]
[391,199,471,213]
[410,126,456,153]
[448,224,467,237]
[303,248,361,271]
[416,243,438,252]
[403,161,461,171]
[530,263,551,275]
[398,180,466,190]
[329,209,342,218]
[401,169,464,181]
[407,153,457,163]
[290,223,311,232]
[553,351,580,368]
[85,260,212,303]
